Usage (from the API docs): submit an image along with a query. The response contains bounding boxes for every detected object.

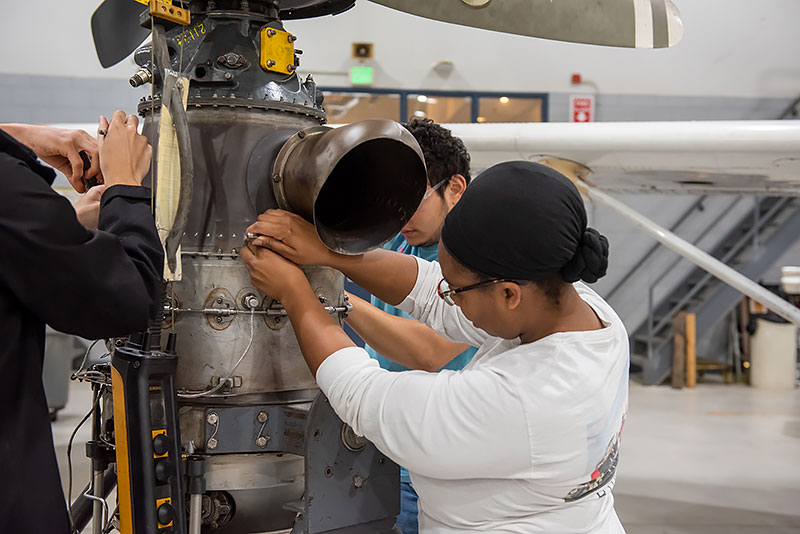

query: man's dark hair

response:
[403,117,471,196]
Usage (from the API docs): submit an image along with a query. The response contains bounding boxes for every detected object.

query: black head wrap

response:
[441,161,609,283]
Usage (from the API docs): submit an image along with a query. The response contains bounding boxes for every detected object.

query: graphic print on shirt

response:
[563,414,624,502]
[564,363,628,503]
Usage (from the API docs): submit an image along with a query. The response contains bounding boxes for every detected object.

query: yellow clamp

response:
[260,27,297,75]
[146,0,191,26]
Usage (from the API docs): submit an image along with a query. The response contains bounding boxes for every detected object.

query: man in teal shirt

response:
[363,117,476,534]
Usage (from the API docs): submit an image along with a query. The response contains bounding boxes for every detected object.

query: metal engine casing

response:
[130,4,426,532]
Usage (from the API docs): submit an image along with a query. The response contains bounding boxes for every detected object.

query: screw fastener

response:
[207,438,218,449]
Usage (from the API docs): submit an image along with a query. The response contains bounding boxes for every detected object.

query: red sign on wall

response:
[570,95,595,122]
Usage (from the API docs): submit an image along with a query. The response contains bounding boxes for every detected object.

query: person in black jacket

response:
[0,111,163,534]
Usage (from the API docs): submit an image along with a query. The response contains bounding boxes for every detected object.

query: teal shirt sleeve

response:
[364,234,478,373]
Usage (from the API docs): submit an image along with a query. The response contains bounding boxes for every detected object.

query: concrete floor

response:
[53,379,800,533]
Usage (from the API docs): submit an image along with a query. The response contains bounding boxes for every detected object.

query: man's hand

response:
[246,210,337,266]
[241,243,309,301]
[0,124,102,193]
[73,185,108,230]
[98,111,152,189]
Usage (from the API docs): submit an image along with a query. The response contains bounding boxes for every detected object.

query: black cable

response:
[67,387,103,534]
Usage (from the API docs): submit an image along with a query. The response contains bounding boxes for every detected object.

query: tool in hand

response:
[79,151,100,191]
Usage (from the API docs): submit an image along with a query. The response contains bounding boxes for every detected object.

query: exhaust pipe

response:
[271,119,427,254]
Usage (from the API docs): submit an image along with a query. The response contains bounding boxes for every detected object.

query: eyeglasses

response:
[437,277,520,306]
[421,179,448,202]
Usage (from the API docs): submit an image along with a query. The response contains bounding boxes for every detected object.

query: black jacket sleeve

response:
[0,153,164,339]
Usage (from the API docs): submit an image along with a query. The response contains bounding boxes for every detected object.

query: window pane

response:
[478,96,543,123]
[322,92,401,123]
[408,94,471,123]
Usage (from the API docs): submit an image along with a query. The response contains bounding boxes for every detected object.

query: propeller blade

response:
[367,0,683,48]
[91,0,151,68]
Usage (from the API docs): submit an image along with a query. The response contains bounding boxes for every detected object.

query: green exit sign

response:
[351,66,374,86]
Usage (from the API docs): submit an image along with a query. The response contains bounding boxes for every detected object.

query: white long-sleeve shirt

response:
[316,257,629,533]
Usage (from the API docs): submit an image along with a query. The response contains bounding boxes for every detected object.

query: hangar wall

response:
[0,0,797,352]
[2,1,800,97]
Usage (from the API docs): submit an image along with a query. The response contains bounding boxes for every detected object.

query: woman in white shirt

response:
[241,161,629,534]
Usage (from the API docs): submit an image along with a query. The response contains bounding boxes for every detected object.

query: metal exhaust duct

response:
[271,120,427,254]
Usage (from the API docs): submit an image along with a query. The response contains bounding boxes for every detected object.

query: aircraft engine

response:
[90,2,427,533]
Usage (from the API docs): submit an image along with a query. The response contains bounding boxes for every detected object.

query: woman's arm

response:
[242,245,354,374]
[241,245,529,480]
[246,210,418,306]
[346,292,471,372]
[316,348,531,480]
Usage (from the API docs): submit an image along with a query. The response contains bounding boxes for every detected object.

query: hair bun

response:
[560,227,609,283]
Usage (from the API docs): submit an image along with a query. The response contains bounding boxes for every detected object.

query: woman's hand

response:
[73,184,108,230]
[242,242,356,376]
[97,111,152,188]
[241,242,310,302]
[246,210,338,266]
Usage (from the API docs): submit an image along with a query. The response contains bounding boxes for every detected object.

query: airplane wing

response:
[446,120,800,195]
[47,120,800,324]
[447,119,800,325]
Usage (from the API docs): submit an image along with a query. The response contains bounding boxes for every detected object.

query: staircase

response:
[626,196,800,384]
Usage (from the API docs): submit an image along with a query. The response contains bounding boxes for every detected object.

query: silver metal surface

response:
[202,453,305,533]
[170,258,343,396]
[189,493,202,534]
[91,469,104,534]
[129,68,152,88]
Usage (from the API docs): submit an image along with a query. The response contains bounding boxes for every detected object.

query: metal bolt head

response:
[257,411,268,423]
[207,438,218,450]
[256,436,268,447]
[266,60,276,68]
[352,475,364,488]
[216,296,224,304]
[207,412,219,425]
[215,315,223,323]
[224,72,232,80]
[267,29,276,37]
[244,294,260,310]
[287,65,296,73]
[272,173,281,183]
[288,35,297,43]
